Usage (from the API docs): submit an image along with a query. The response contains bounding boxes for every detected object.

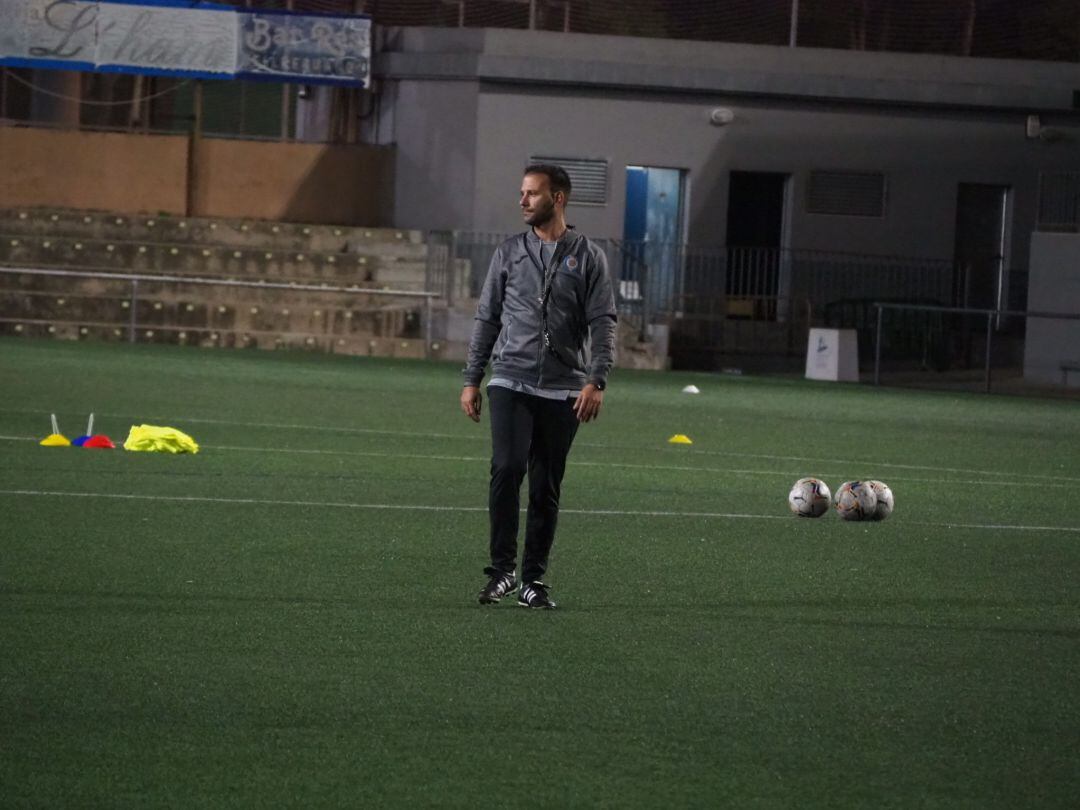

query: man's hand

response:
[574,383,604,423]
[461,386,482,422]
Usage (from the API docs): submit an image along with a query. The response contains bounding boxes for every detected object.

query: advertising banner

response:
[238,12,371,85]
[0,1,29,64]
[96,2,237,76]
[0,0,371,86]
[6,0,98,70]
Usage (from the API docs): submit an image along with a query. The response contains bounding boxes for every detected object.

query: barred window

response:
[807,171,887,217]
[1037,171,1080,231]
[528,156,608,206]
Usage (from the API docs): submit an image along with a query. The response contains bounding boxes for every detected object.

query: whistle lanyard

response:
[522,233,576,367]
[522,233,569,307]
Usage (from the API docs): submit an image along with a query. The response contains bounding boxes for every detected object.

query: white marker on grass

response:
[51,413,59,435]
[86,413,94,436]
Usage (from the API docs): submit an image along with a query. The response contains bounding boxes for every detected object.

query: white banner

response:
[0,1,28,59]
[0,0,369,85]
[24,0,98,65]
[96,3,236,74]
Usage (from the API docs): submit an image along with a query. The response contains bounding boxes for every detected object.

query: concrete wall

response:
[470,86,1054,270]
[193,139,395,225]
[377,26,1080,281]
[0,128,189,214]
[0,127,394,225]
[1024,232,1080,386]
[379,27,1080,111]
[386,80,479,230]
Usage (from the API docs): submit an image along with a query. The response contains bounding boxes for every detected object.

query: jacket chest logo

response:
[564,256,579,272]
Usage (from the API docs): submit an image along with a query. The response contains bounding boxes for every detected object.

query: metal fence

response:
[8,244,1072,394]
[261,0,1080,63]
[0,266,438,355]
[437,232,953,318]
[423,232,963,371]
[3,1,1076,140]
[870,302,1080,395]
[0,69,361,143]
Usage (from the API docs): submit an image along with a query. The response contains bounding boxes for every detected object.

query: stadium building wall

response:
[1024,232,1080,387]
[374,27,1080,283]
[0,127,394,226]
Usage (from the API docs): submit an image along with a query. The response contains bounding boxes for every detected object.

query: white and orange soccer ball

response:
[788,477,832,518]
[867,480,895,521]
[834,480,878,521]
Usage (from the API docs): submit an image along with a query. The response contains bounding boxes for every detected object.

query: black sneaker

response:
[518,581,556,610]
[478,568,517,604]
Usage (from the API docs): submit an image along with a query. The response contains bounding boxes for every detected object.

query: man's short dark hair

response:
[524,163,572,200]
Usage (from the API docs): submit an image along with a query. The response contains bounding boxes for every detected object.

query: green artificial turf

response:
[1,338,1078,808]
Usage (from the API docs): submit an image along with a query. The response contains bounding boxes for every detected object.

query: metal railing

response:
[0,266,439,355]
[425,234,964,371]
[439,232,953,319]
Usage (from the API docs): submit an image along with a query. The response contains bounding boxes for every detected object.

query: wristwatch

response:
[590,379,606,391]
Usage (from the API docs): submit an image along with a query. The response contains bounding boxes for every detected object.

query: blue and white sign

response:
[238,12,370,84]
[0,0,371,86]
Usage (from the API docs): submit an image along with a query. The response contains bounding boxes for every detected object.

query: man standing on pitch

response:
[460,164,617,609]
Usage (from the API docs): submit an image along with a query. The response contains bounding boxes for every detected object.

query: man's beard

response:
[524,198,555,227]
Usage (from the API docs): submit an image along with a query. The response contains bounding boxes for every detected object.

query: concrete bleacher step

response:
[0,234,430,288]
[0,207,428,256]
[2,286,427,333]
[0,206,459,360]
[0,318,442,360]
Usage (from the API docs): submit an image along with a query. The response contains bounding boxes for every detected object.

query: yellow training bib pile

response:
[123,425,200,454]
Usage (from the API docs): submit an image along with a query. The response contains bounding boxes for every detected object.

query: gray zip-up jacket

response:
[463,228,617,391]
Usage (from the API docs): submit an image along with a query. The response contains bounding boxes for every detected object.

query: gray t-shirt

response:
[540,239,557,268]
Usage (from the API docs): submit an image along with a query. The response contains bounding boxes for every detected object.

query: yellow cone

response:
[40,433,71,447]
[668,434,693,445]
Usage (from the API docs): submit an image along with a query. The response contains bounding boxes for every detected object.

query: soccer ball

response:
[788,477,831,518]
[834,480,877,521]
[867,480,895,521]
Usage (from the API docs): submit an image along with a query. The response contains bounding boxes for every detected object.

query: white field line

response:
[907,520,1080,533]
[0,488,483,512]
[3,407,1077,483]
[2,435,1074,490]
[1,488,1078,533]
[214,444,485,463]
[0,410,473,442]
[680,447,1080,483]
[209,444,1078,490]
[0,488,767,520]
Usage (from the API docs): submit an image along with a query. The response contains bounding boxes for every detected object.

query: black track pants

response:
[486,385,580,584]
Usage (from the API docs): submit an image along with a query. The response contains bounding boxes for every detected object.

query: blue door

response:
[624,166,684,312]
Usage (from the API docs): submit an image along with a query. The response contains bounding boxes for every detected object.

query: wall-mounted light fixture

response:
[1026,114,1042,139]
[708,107,735,126]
